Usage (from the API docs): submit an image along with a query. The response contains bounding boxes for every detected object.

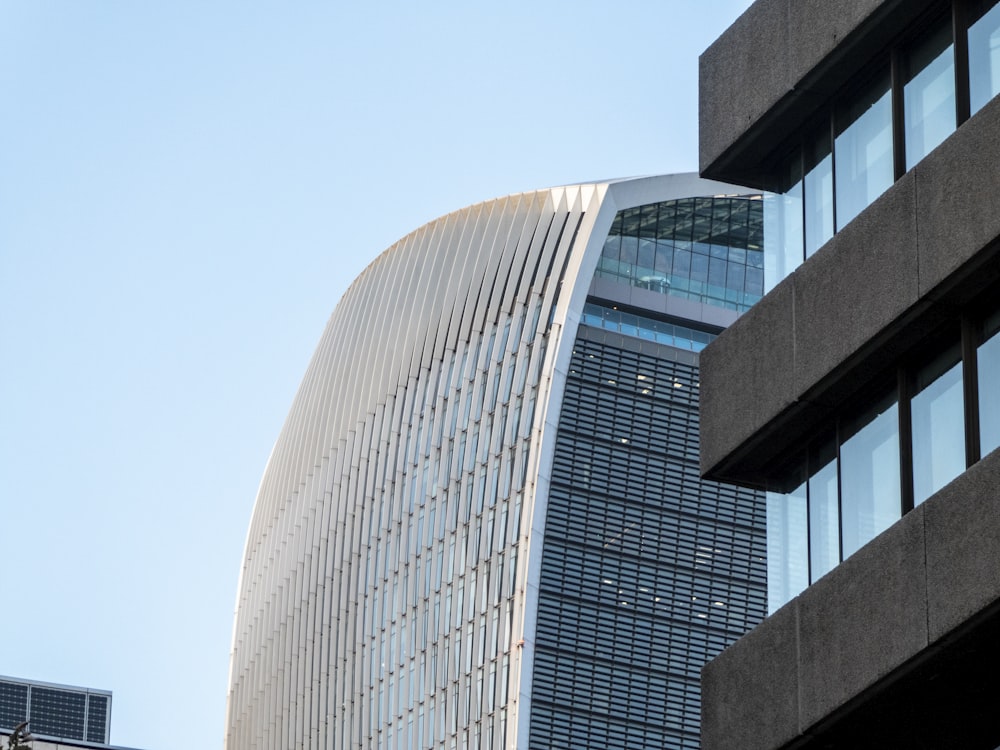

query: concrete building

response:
[0,676,111,746]
[225,174,768,749]
[697,1,1000,748]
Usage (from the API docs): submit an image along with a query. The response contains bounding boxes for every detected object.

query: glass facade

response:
[806,440,839,581]
[531,335,766,749]
[765,301,1000,612]
[762,161,803,293]
[839,395,900,559]
[804,135,834,257]
[979,312,1000,455]
[911,346,964,504]
[970,0,1000,114]
[904,19,956,169]
[596,196,764,312]
[0,677,111,745]
[226,179,768,750]
[527,194,767,748]
[580,302,716,353]
[763,0,999,290]
[834,71,893,229]
[765,484,807,613]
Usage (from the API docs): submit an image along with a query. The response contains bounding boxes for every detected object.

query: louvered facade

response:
[225,174,766,750]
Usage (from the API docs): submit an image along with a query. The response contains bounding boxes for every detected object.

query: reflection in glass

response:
[912,347,964,504]
[840,393,900,559]
[595,196,764,312]
[763,159,804,292]
[804,134,834,256]
[904,21,955,169]
[979,314,1000,456]
[580,302,717,352]
[808,440,839,581]
[654,240,674,274]
[969,0,1000,115]
[835,70,894,229]
[766,486,808,614]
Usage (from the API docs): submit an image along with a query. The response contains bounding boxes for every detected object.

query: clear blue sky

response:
[0,2,752,748]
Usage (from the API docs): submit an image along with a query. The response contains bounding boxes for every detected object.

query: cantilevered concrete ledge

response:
[701,448,1000,750]
[700,94,1000,486]
[699,0,940,186]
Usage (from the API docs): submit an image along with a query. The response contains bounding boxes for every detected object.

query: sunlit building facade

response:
[698,1,1000,748]
[225,174,766,750]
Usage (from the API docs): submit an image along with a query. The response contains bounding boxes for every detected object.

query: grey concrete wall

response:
[699,0,938,185]
[701,448,1000,750]
[700,95,1000,484]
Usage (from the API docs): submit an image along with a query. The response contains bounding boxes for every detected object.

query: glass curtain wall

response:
[597,196,764,312]
[533,335,765,749]
[532,194,768,747]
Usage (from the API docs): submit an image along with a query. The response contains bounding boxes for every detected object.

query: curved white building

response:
[226,174,766,750]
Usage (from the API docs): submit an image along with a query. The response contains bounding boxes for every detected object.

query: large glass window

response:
[911,345,965,504]
[765,304,1000,612]
[979,312,1000,455]
[835,70,894,229]
[904,20,956,169]
[766,485,808,613]
[804,133,834,256]
[808,439,840,580]
[762,161,803,293]
[840,392,900,559]
[969,0,1000,114]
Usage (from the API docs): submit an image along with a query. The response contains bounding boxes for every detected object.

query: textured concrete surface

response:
[701,457,1000,750]
[915,94,1000,298]
[699,280,795,476]
[701,602,800,750]
[796,507,927,730]
[792,171,919,402]
[786,0,887,93]
[925,448,1000,642]
[699,0,789,178]
[702,100,1000,484]
[699,0,943,181]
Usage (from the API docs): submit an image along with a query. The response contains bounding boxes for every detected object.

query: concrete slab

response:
[925,448,1000,642]
[796,506,928,730]
[701,601,800,750]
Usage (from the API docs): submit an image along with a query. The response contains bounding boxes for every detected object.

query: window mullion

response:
[891,47,907,181]
[829,111,838,233]
[835,421,844,565]
[962,314,981,466]
[953,0,972,126]
[898,366,915,515]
